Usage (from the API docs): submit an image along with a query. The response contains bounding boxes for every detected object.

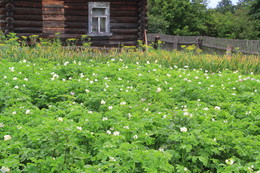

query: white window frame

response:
[88,2,112,36]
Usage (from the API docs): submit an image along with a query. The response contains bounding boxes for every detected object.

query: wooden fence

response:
[147,33,260,55]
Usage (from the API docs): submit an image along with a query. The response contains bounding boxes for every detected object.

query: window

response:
[88,2,112,36]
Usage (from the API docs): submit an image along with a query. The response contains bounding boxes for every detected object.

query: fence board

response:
[148,33,260,55]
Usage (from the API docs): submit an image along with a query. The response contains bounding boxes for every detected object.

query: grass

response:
[0,32,259,75]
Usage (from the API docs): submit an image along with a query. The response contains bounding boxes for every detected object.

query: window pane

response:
[93,8,106,15]
[100,17,106,32]
[92,17,98,32]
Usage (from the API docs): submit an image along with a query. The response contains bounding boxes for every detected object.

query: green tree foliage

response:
[206,0,259,39]
[147,15,169,34]
[249,0,260,19]
[206,10,259,39]
[148,0,259,39]
[148,0,208,36]
[216,0,235,13]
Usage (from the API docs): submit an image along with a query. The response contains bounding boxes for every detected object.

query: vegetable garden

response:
[0,38,259,172]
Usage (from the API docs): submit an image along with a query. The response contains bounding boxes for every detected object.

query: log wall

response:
[0,0,147,47]
[43,0,64,34]
[13,0,42,35]
[0,0,6,32]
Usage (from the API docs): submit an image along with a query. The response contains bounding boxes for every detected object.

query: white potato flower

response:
[102,117,108,121]
[120,102,126,105]
[113,131,120,136]
[25,109,30,115]
[156,87,162,93]
[133,135,138,139]
[57,117,63,122]
[109,157,116,161]
[101,100,106,105]
[76,126,82,131]
[214,106,221,110]
[180,127,188,132]
[4,135,12,141]
[0,166,10,173]
[225,159,235,165]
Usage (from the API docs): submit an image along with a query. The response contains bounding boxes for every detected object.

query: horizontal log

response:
[111,23,138,29]
[43,14,65,20]
[43,28,65,34]
[91,35,138,41]
[14,2,42,8]
[63,9,138,17]
[14,7,42,15]
[64,1,137,5]
[64,4,138,10]
[14,27,42,33]
[14,15,42,21]
[111,11,138,16]
[111,17,138,23]
[43,8,64,15]
[91,40,137,47]
[42,1,64,8]
[110,29,138,35]
[43,21,64,28]
[14,20,42,27]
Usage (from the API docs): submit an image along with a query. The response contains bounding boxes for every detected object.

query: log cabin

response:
[0,0,147,47]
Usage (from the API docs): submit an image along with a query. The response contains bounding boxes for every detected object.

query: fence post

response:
[153,35,160,50]
[173,36,179,50]
[226,45,233,56]
[196,38,203,49]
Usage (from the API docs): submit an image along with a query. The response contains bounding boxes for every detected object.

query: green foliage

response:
[216,0,235,13]
[148,0,208,36]
[248,0,260,19]
[148,0,259,39]
[0,44,259,172]
[148,15,169,34]
[206,10,260,39]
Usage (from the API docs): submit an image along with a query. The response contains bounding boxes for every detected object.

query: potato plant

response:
[0,56,259,172]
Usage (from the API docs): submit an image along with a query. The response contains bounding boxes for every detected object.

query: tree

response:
[206,8,259,39]
[147,0,259,39]
[249,0,260,19]
[148,0,209,35]
[216,0,234,13]
[147,15,169,33]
